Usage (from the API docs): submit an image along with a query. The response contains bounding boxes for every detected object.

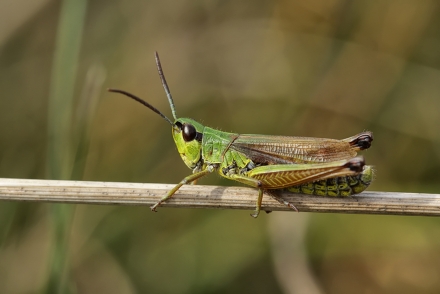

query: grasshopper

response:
[109,52,373,217]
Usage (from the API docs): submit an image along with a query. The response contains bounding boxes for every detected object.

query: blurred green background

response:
[1,0,440,293]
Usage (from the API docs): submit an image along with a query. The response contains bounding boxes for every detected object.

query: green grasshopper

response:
[109,52,373,217]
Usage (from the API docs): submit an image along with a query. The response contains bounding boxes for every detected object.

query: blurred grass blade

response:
[45,0,88,293]
[46,0,87,180]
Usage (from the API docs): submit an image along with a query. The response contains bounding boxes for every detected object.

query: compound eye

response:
[182,123,197,142]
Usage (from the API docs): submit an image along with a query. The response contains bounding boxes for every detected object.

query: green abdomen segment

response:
[287,165,373,197]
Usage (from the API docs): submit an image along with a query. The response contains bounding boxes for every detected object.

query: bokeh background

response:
[1,0,440,293]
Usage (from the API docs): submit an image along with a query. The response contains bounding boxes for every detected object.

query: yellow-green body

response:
[169,118,372,217]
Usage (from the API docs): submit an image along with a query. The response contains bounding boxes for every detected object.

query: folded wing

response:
[230,131,372,165]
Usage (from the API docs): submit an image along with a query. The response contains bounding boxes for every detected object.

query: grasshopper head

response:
[172,118,205,169]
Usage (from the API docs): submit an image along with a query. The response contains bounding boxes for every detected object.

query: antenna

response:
[155,51,177,120]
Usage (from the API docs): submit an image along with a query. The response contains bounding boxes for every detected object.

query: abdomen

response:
[286,166,373,196]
